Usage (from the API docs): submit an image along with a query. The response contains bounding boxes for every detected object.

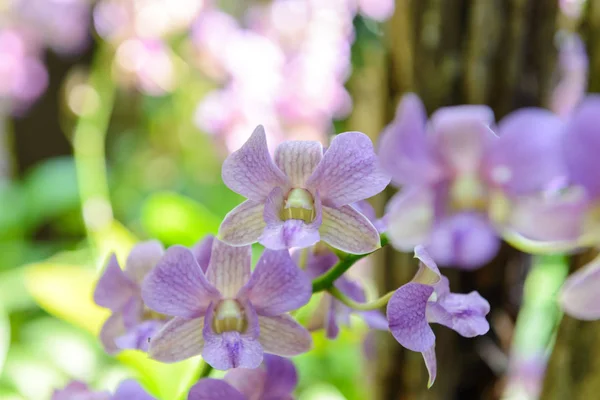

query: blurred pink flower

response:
[0,29,48,115]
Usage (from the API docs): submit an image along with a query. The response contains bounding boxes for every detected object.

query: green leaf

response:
[22,157,80,228]
[141,192,220,246]
[25,262,108,334]
[0,308,10,376]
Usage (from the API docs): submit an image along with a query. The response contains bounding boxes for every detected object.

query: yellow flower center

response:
[449,175,488,212]
[213,300,248,334]
[281,188,315,223]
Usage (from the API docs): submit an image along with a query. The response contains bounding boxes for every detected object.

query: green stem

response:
[178,359,213,399]
[328,286,395,311]
[72,44,116,249]
[311,234,388,293]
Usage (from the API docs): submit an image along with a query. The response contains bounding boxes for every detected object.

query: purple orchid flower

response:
[141,237,312,369]
[52,379,154,400]
[379,93,564,268]
[188,354,297,400]
[301,245,387,339]
[218,125,390,254]
[94,240,172,354]
[386,246,490,386]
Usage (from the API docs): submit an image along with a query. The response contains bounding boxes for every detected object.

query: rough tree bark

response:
[349,1,560,399]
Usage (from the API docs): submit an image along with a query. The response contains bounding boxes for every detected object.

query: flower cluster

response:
[0,0,91,114]
[379,94,564,268]
[192,0,395,152]
[75,86,600,397]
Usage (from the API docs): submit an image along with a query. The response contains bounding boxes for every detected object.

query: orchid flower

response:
[379,93,564,268]
[219,125,390,254]
[142,238,312,369]
[387,246,490,386]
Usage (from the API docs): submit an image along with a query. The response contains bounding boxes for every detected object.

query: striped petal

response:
[205,239,252,298]
[148,317,205,363]
[218,200,266,246]
[142,246,220,318]
[320,204,380,254]
[258,315,312,356]
[306,131,390,207]
[221,125,289,201]
[274,140,323,187]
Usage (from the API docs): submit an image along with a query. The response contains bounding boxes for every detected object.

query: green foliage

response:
[141,191,221,246]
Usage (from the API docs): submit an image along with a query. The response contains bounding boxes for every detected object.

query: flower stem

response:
[311,233,389,293]
[328,286,395,311]
[72,44,116,250]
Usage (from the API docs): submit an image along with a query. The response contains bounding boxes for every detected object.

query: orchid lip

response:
[212,299,248,334]
[281,188,315,223]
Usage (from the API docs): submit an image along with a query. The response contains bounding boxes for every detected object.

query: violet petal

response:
[142,246,220,318]
[221,125,289,201]
[148,317,205,363]
[306,131,390,207]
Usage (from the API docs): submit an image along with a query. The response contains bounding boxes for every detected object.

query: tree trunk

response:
[365,1,559,399]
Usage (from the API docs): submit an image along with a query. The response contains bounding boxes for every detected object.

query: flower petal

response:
[202,302,263,369]
[325,297,341,339]
[320,204,380,254]
[378,93,441,186]
[262,355,298,397]
[148,317,205,363]
[206,239,252,298]
[306,131,390,207]
[385,188,435,252]
[427,213,500,269]
[563,95,600,197]
[387,282,435,352]
[258,315,313,356]
[114,320,164,352]
[93,254,136,311]
[188,379,245,400]
[486,108,565,195]
[221,125,289,201]
[124,240,164,284]
[224,368,266,399]
[260,187,321,250]
[413,245,442,285]
[430,106,496,174]
[360,310,389,330]
[239,250,311,316]
[274,140,323,187]
[191,235,214,273]
[142,246,220,318]
[113,380,155,400]
[503,192,587,243]
[99,312,126,355]
[427,291,491,337]
[422,345,437,388]
[301,248,338,279]
[218,200,266,246]
[560,255,600,320]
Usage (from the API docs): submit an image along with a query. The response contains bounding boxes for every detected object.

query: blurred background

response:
[0,0,596,399]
